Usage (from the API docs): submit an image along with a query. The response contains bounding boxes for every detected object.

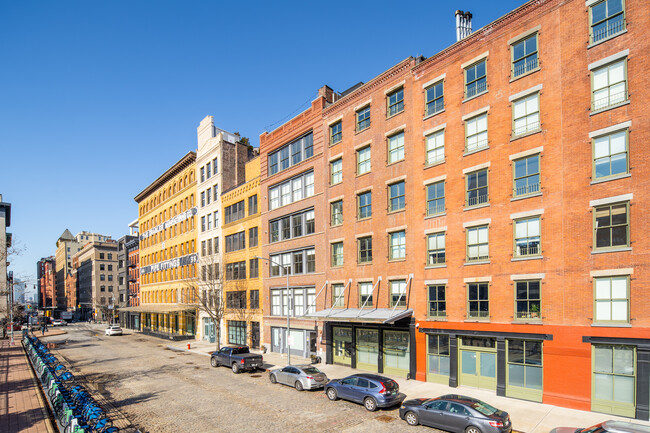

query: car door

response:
[219,347,232,364]
[420,400,449,428]
[445,402,473,432]
[338,377,357,400]
[287,367,300,386]
[278,367,292,385]
[351,378,370,403]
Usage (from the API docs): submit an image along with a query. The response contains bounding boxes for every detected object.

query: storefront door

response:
[333,327,352,366]
[383,330,410,377]
[459,337,497,390]
[356,329,379,372]
[271,327,282,353]
[592,344,636,418]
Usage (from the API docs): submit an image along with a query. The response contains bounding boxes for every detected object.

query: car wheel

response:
[210,357,218,368]
[465,426,482,433]
[326,388,338,401]
[405,411,419,426]
[232,363,240,374]
[270,374,277,384]
[295,381,303,391]
[364,397,378,412]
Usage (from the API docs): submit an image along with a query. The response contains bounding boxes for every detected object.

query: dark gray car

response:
[551,421,650,433]
[269,365,328,391]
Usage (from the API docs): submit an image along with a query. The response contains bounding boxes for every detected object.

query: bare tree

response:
[225,278,260,348]
[0,241,23,339]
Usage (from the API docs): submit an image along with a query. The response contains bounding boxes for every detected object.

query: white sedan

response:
[105,325,123,336]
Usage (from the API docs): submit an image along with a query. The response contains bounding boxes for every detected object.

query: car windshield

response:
[301,367,321,374]
[471,401,498,416]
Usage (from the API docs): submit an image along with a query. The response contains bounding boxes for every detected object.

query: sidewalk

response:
[0,328,66,433]
[168,338,650,433]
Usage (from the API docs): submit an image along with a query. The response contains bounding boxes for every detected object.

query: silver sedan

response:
[269,365,329,391]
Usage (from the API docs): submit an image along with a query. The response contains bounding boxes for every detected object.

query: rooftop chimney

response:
[455,10,473,41]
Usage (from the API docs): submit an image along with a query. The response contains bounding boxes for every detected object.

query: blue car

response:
[325,373,406,411]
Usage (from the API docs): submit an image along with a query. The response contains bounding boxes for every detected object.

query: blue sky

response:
[0,0,526,292]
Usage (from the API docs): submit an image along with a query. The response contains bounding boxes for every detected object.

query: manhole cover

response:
[375,415,395,423]
[250,375,261,378]
[194,366,201,370]
[185,362,194,365]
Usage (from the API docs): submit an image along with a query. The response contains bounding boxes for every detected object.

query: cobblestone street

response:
[42,325,431,433]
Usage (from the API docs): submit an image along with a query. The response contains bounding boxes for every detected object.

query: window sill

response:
[426,316,448,321]
[330,181,343,188]
[425,212,446,220]
[463,146,489,157]
[331,265,344,269]
[387,209,406,215]
[511,192,542,202]
[591,322,631,327]
[591,247,632,255]
[357,261,373,266]
[587,29,627,49]
[331,223,343,228]
[423,109,445,121]
[590,100,630,116]
[356,171,371,178]
[464,318,490,323]
[425,264,447,269]
[329,140,342,147]
[511,319,543,325]
[424,159,445,169]
[386,109,405,120]
[355,126,371,135]
[511,255,543,262]
[591,173,631,185]
[462,90,488,103]
[464,260,490,266]
[388,258,406,263]
[510,129,542,142]
[386,158,405,167]
[464,203,490,212]
[509,67,541,83]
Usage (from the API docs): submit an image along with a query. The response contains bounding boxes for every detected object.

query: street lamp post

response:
[256,256,291,365]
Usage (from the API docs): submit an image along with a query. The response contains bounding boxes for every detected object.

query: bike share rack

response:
[23,334,119,433]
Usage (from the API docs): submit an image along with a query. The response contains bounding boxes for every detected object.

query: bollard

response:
[187,343,191,350]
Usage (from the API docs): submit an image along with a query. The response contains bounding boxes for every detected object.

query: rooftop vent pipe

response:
[455,10,473,41]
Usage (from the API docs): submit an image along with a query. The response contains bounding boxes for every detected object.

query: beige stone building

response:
[75,240,119,321]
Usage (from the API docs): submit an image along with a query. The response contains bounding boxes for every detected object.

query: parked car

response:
[5,323,21,331]
[399,394,511,433]
[210,345,263,373]
[105,325,123,336]
[325,373,405,411]
[52,319,67,326]
[551,421,650,433]
[269,365,328,391]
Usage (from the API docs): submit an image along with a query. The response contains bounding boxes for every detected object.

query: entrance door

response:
[458,337,497,390]
[251,322,260,349]
[356,329,379,372]
[332,327,352,366]
[383,330,410,377]
[271,328,282,353]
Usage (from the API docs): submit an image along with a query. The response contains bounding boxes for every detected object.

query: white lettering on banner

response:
[139,253,199,275]
[139,207,198,240]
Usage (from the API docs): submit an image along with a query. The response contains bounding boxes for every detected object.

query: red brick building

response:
[37,257,56,313]
[259,0,649,420]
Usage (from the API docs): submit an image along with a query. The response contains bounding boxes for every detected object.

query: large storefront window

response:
[333,327,352,366]
[427,334,450,384]
[507,339,543,402]
[356,329,379,372]
[592,344,636,417]
[383,330,410,377]
[228,320,246,345]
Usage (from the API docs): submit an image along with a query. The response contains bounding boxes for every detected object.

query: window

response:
[214,237,220,253]
[513,154,540,197]
[225,261,246,280]
[594,130,628,180]
[100,253,104,259]
[332,283,345,307]
[595,276,629,323]
[356,146,371,175]
[248,195,258,215]
[270,287,315,317]
[225,231,246,252]
[467,225,489,262]
[200,166,205,182]
[248,259,259,279]
[108,275,113,281]
[466,169,488,207]
[390,280,406,307]
[428,335,450,376]
[201,191,206,207]
[100,274,105,281]
[330,158,342,184]
[213,211,219,228]
[389,230,406,260]
[427,233,445,265]
[467,282,489,319]
[206,187,212,205]
[512,34,538,78]
[269,171,314,210]
[270,248,315,277]
[359,282,373,306]
[426,181,445,216]
[331,200,343,226]
[213,157,218,174]
[465,59,487,98]
[356,106,370,131]
[590,0,625,44]
[388,181,405,212]
[358,237,372,264]
[387,132,405,164]
[465,113,488,152]
[357,191,372,219]
[513,93,540,136]
[425,129,444,166]
[213,184,218,201]
[206,162,212,178]
[592,60,627,112]
[224,200,245,224]
[269,209,314,242]
[515,280,541,320]
[226,291,247,309]
[206,214,212,230]
[249,227,258,248]
[331,242,344,267]
[594,202,629,249]
[100,264,105,271]
[330,121,342,145]
[387,87,404,117]
[515,217,541,257]
[425,81,444,116]
[228,321,246,346]
[268,132,313,176]
[207,239,212,255]
[428,285,446,318]
[592,344,635,416]
[508,340,543,392]
[100,285,105,292]
[250,290,259,309]
[108,264,112,271]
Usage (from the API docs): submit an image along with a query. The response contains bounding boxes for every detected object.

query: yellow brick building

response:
[132,151,198,338]
[221,157,262,348]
